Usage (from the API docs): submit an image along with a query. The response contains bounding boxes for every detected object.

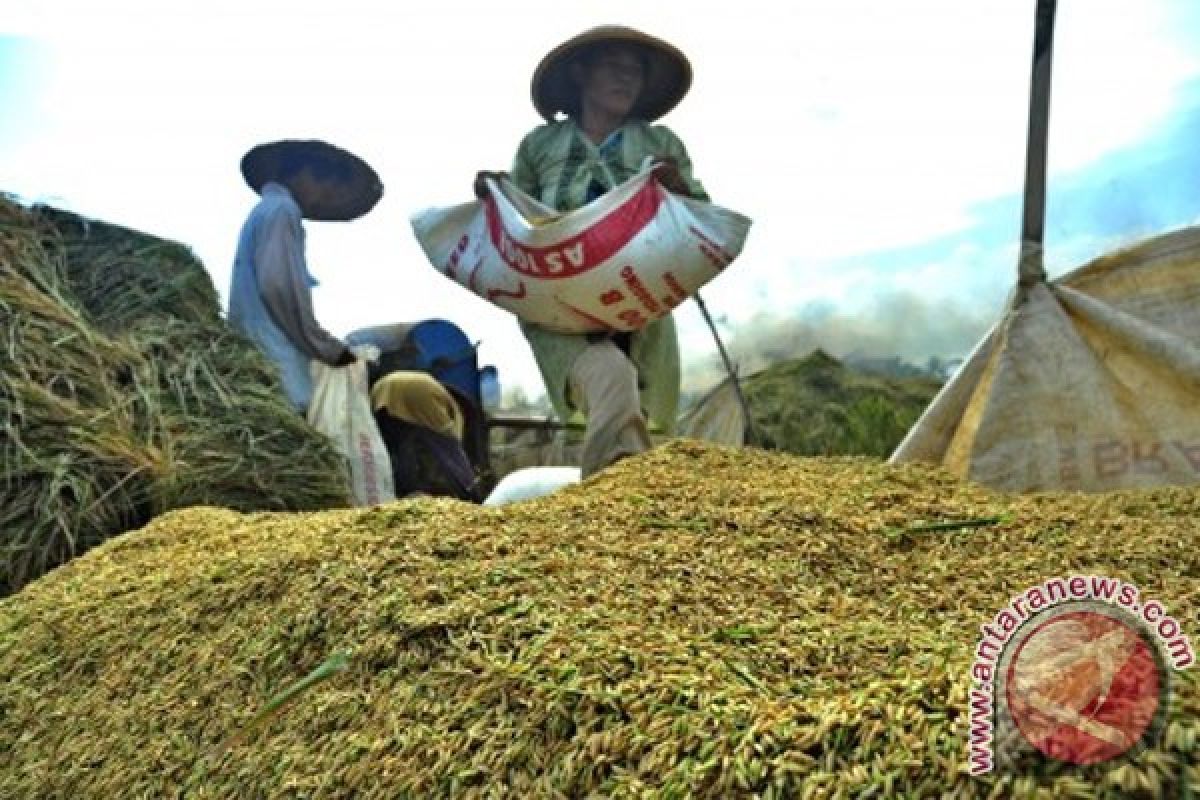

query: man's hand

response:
[653,157,692,196]
[333,348,357,367]
[474,170,509,199]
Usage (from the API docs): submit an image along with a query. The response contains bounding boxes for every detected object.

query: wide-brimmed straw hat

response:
[531,26,692,123]
[240,140,383,222]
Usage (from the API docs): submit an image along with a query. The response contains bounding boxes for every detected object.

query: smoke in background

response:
[683,88,1200,396]
[497,286,998,411]
[680,288,1000,394]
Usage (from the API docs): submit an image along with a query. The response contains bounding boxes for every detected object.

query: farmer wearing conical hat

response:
[229,140,383,412]
[475,26,708,477]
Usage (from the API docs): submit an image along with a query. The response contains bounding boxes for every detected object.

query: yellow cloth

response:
[370,371,464,441]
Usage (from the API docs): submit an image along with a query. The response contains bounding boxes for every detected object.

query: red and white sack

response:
[410,167,752,333]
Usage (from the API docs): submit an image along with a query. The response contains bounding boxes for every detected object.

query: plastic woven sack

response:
[410,167,752,333]
[307,358,395,506]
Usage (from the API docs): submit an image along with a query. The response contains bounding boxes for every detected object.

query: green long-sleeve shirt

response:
[509,118,706,432]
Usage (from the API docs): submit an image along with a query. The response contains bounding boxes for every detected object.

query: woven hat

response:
[240,140,383,222]
[531,26,692,123]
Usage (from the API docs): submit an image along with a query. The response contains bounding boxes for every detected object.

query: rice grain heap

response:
[2,441,1196,798]
[0,195,351,593]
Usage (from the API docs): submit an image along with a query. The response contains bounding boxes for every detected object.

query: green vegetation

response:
[744,349,942,457]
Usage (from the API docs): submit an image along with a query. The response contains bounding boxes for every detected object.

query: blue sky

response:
[819,75,1200,298]
[3,1,1200,394]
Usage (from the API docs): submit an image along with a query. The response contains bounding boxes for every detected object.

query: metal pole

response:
[1017,0,1058,292]
[693,290,760,447]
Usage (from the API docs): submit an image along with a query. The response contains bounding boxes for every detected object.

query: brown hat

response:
[531,26,692,123]
[240,139,383,222]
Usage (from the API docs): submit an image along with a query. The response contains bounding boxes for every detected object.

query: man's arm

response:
[254,208,351,366]
[652,126,710,202]
[474,130,543,201]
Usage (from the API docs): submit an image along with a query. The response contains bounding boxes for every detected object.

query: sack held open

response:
[307,358,395,507]
[411,166,752,333]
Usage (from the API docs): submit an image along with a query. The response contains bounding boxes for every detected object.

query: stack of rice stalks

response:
[0,195,351,594]
[37,205,223,332]
[744,350,942,457]
[1,441,1195,798]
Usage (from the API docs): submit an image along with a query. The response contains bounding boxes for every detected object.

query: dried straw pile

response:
[743,350,942,457]
[2,441,1195,798]
[0,196,351,593]
[36,205,223,332]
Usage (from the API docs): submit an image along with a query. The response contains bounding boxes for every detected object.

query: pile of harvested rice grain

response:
[2,441,1196,798]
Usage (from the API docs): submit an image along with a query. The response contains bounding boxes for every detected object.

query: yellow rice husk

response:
[1,440,1196,798]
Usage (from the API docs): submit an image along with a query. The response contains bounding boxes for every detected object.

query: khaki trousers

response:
[567,341,652,478]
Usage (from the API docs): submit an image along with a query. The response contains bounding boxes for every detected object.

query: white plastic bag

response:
[307,358,395,506]
[410,166,752,333]
[483,467,581,506]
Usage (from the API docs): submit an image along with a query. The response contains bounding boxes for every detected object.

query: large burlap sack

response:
[307,357,395,506]
[410,167,752,333]
[891,226,1200,492]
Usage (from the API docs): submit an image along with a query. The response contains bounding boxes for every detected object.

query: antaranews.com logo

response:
[967,575,1194,774]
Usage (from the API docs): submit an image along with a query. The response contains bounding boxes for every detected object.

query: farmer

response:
[475,26,708,477]
[229,139,383,413]
[371,370,482,502]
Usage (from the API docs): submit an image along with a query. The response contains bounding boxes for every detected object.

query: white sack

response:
[307,358,395,506]
[484,467,581,506]
[411,167,752,333]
